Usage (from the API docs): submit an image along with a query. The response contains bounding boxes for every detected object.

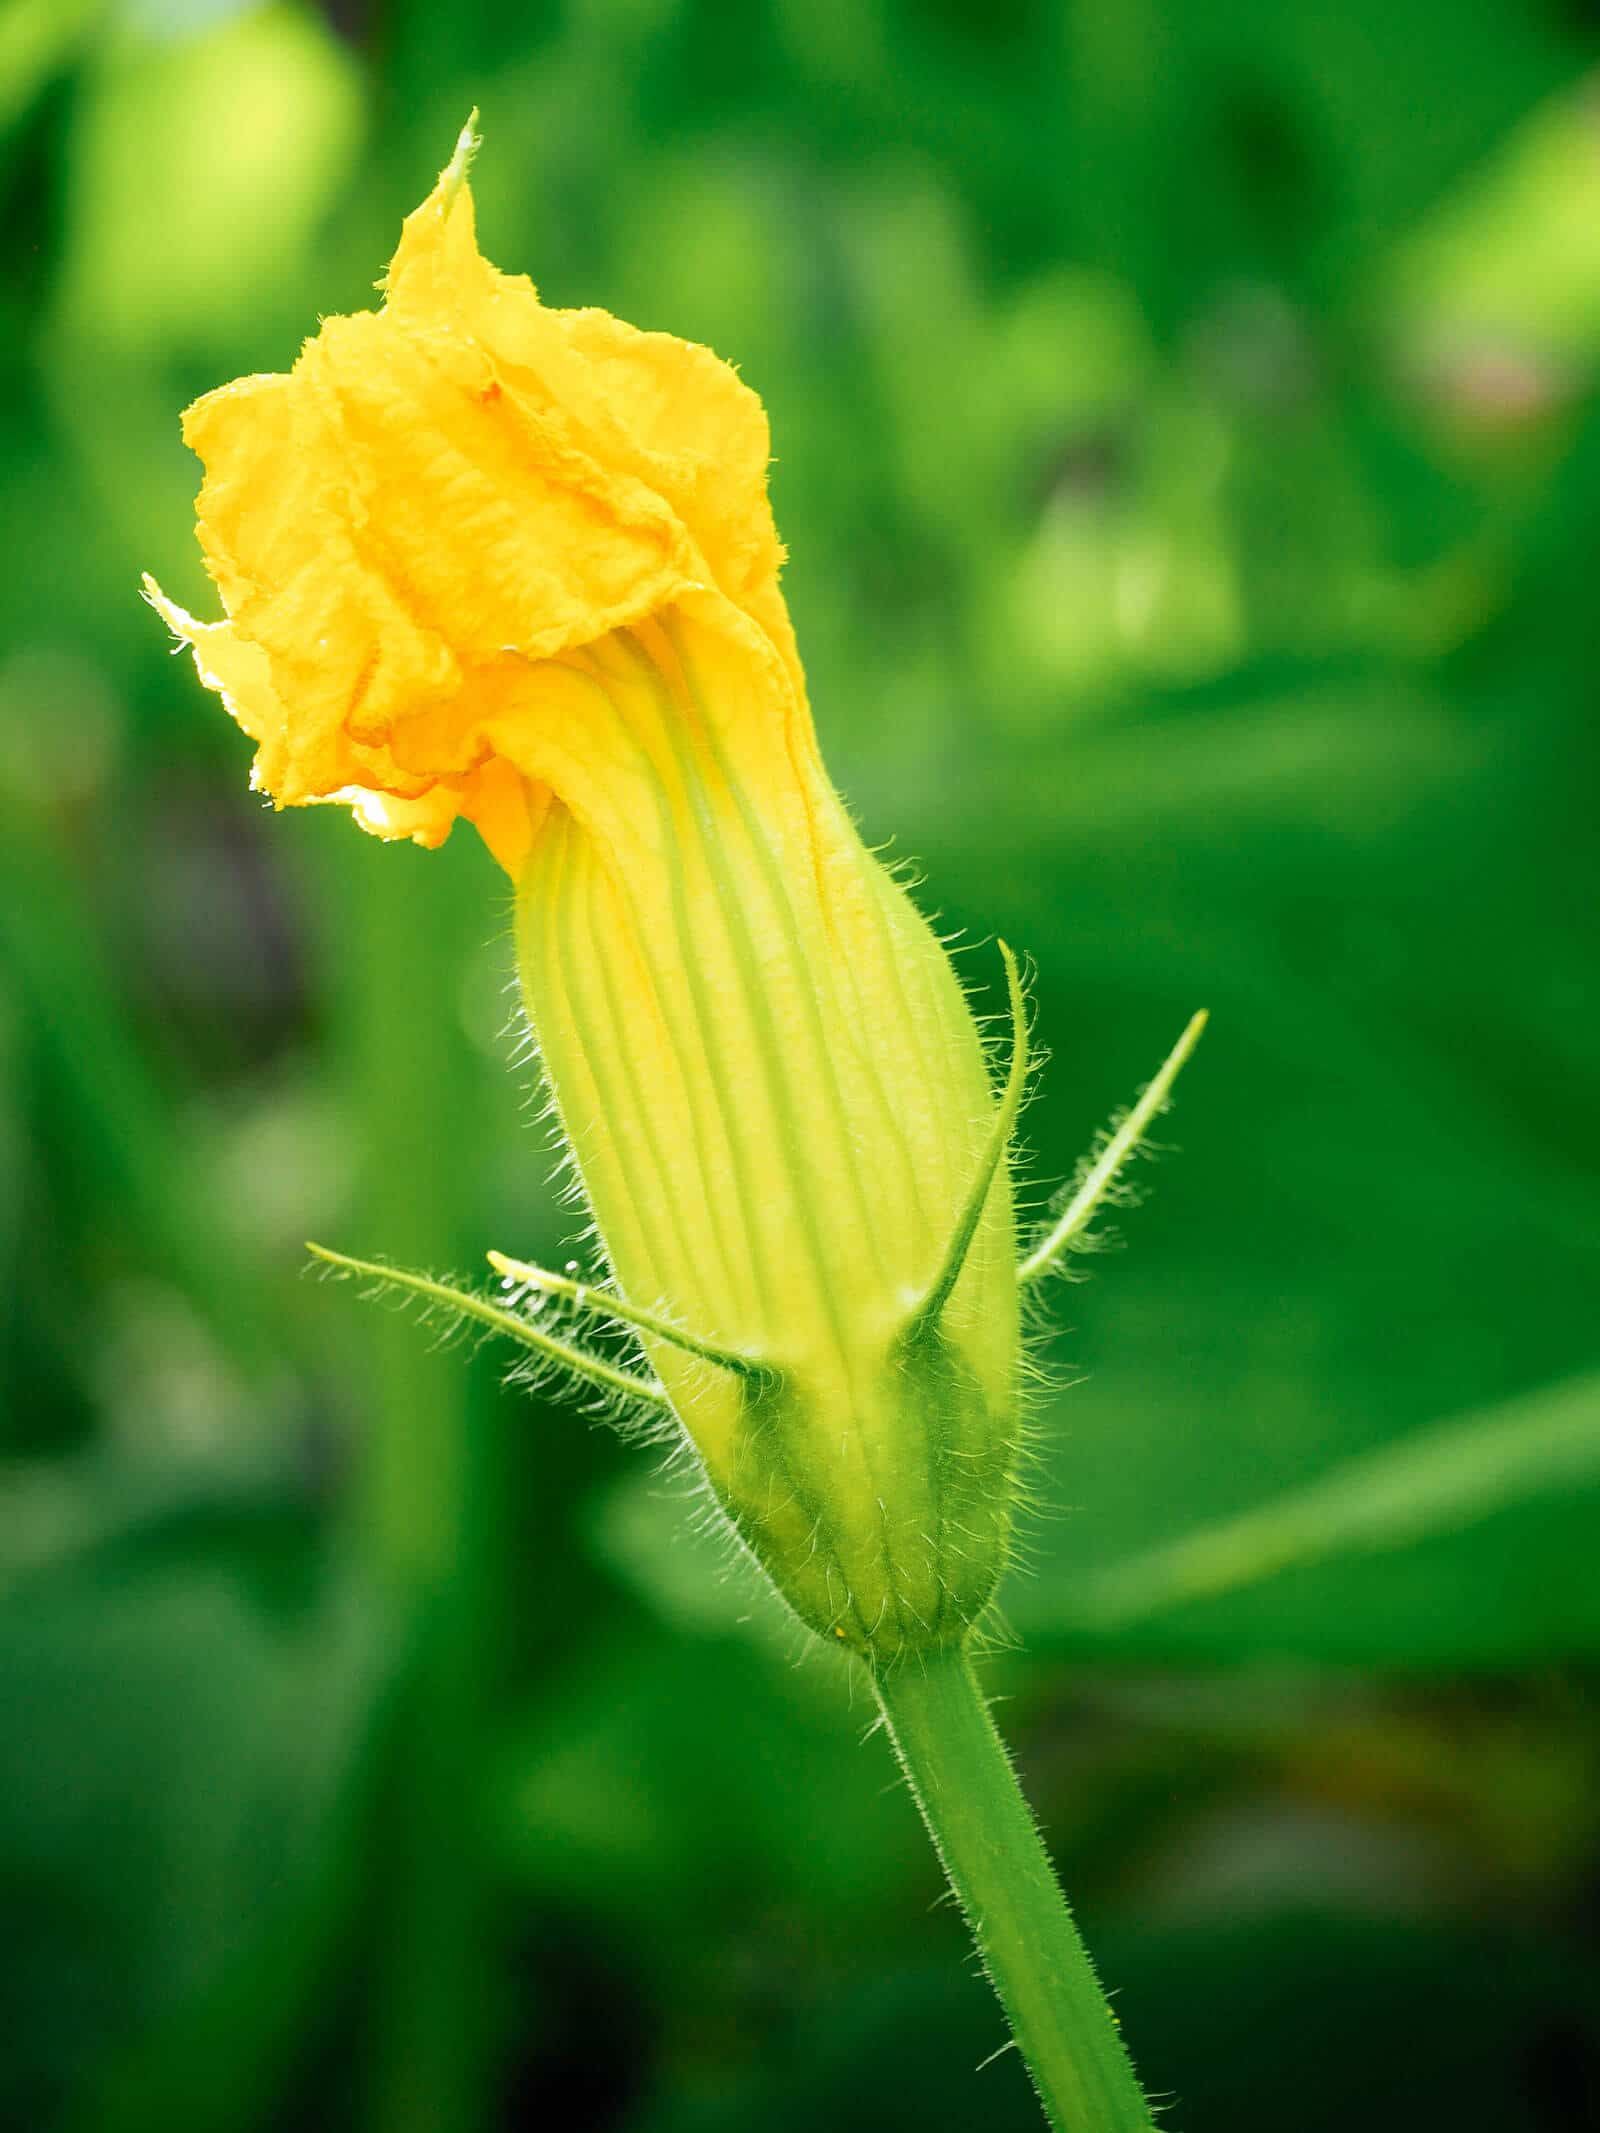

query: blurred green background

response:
[3,0,1599,2127]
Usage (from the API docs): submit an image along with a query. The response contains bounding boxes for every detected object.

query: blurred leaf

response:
[0,1531,392,2131]
[1375,74,1600,456]
[635,1910,1600,2133]
[0,808,275,1373]
[0,0,99,137]
[1033,1371,1600,1641]
[54,3,362,357]
[495,1629,913,1934]
[0,1446,300,1594]
[1100,1913,1599,2133]
[1197,0,1595,281]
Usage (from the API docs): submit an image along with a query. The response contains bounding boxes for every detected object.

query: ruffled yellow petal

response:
[155,124,810,874]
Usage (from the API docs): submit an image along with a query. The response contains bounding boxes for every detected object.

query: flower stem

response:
[873,1649,1155,2132]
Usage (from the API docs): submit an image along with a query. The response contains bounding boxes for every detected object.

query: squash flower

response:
[147,122,1031,1662]
[149,123,1204,2131]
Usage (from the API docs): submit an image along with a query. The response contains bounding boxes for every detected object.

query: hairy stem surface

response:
[874,1650,1155,2133]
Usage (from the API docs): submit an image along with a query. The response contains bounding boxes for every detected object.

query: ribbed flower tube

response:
[513,604,1020,1654]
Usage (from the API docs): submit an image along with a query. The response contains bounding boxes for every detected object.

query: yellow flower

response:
[150,122,1024,1661]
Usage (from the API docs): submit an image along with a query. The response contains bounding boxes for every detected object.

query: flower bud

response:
[149,123,1024,1661]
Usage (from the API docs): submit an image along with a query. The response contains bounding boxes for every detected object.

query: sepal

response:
[307,1242,670,1414]
[1017,1009,1208,1289]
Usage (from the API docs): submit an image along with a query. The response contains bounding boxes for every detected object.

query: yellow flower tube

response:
[149,122,1023,1664]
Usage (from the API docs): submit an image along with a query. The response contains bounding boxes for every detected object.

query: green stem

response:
[873,1649,1154,2133]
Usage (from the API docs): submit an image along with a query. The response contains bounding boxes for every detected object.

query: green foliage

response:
[1,1,1597,2128]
